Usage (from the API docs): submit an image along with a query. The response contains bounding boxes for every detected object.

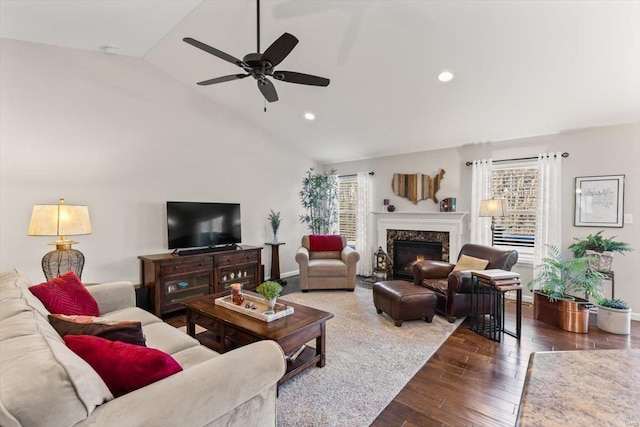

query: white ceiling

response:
[2,0,639,163]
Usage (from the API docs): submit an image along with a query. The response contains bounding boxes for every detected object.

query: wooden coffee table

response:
[182,291,334,386]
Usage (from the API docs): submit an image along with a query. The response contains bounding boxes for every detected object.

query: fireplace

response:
[393,240,443,280]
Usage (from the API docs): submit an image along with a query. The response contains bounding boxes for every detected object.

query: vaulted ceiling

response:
[2,1,639,163]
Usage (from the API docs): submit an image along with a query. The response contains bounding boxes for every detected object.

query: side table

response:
[470,269,522,342]
[265,242,287,286]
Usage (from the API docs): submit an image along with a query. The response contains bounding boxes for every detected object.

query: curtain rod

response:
[338,172,375,178]
[465,152,569,167]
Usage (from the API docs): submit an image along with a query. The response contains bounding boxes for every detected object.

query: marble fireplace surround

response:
[374,212,468,267]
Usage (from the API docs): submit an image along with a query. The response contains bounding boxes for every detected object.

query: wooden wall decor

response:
[392,170,446,204]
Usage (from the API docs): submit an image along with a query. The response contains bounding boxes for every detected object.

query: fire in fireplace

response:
[393,240,443,280]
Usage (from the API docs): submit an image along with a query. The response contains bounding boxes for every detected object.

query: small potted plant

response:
[528,245,604,333]
[568,231,632,271]
[267,210,281,243]
[256,281,283,314]
[597,298,632,335]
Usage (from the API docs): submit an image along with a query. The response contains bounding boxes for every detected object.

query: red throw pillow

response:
[64,335,182,397]
[49,314,147,347]
[309,235,344,251]
[30,271,99,316]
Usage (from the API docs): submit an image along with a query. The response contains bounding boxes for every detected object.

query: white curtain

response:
[470,159,493,245]
[534,152,562,268]
[356,172,372,276]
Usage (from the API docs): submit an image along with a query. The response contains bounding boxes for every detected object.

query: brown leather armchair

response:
[413,244,518,322]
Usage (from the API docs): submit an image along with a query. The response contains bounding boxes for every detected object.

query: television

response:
[167,202,241,250]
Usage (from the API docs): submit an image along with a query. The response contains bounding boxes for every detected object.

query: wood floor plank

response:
[373,302,640,426]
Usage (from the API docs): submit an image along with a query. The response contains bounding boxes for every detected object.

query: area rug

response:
[276,287,463,427]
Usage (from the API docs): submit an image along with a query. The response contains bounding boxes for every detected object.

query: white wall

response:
[0,39,315,283]
[326,123,640,316]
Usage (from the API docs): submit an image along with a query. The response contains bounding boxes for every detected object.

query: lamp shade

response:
[28,201,92,237]
[478,199,508,218]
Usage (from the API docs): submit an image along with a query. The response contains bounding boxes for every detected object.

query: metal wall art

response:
[392,170,446,204]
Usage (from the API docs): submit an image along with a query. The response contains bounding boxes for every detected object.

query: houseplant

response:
[528,245,604,333]
[298,167,339,234]
[597,298,632,335]
[568,231,632,271]
[256,281,283,314]
[267,209,281,243]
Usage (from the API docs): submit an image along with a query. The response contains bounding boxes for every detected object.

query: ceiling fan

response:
[183,0,330,103]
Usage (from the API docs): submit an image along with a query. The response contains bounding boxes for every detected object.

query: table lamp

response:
[28,198,92,280]
[479,199,508,245]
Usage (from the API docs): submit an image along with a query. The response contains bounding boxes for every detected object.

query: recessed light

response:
[102,45,119,54]
[438,71,454,82]
[304,112,316,120]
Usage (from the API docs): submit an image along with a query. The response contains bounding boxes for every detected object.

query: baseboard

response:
[505,292,640,321]
[265,270,298,281]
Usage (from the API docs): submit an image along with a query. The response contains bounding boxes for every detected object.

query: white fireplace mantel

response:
[373,212,468,261]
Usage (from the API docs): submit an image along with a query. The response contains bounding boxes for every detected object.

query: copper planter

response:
[533,291,591,333]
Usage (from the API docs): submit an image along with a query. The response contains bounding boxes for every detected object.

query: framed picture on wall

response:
[574,174,624,227]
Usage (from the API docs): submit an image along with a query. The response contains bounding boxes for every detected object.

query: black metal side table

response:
[470,269,522,342]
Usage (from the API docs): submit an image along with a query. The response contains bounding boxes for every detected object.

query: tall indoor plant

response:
[528,245,604,333]
[529,245,604,301]
[298,167,339,234]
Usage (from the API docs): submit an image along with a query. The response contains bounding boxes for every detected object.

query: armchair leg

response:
[447,316,456,323]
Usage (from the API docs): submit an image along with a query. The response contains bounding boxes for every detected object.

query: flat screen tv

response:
[167,202,241,249]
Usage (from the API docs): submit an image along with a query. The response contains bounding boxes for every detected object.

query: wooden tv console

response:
[139,246,262,317]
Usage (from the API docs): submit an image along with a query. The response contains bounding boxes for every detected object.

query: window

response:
[491,162,538,262]
[338,176,357,244]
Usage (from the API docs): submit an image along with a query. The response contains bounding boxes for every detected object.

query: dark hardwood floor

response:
[164,282,640,427]
[372,299,640,427]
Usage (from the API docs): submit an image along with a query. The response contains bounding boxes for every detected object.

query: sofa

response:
[413,244,518,322]
[295,235,360,291]
[0,269,286,427]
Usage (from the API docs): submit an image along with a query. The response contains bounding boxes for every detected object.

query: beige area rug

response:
[276,287,463,427]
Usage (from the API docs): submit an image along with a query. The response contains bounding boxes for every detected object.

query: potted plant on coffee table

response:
[597,298,632,335]
[256,281,283,314]
[528,245,604,333]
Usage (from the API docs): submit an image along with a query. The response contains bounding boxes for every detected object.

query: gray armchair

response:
[295,235,360,291]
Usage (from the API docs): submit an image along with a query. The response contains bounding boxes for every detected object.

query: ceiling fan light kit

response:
[183,0,329,103]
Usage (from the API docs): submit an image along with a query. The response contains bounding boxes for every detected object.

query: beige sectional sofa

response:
[0,270,286,427]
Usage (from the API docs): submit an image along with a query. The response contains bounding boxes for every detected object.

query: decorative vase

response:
[597,305,631,335]
[271,229,278,243]
[265,296,277,314]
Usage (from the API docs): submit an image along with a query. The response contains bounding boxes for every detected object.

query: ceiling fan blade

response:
[274,71,330,86]
[261,33,298,67]
[183,37,246,67]
[197,74,249,86]
[257,79,279,103]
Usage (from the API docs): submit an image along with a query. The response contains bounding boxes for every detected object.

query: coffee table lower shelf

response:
[281,346,319,385]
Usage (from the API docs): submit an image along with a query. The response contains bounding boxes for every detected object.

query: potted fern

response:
[597,298,631,335]
[528,245,604,333]
[568,231,632,271]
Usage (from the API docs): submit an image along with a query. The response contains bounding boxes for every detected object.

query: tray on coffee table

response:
[214,292,294,322]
